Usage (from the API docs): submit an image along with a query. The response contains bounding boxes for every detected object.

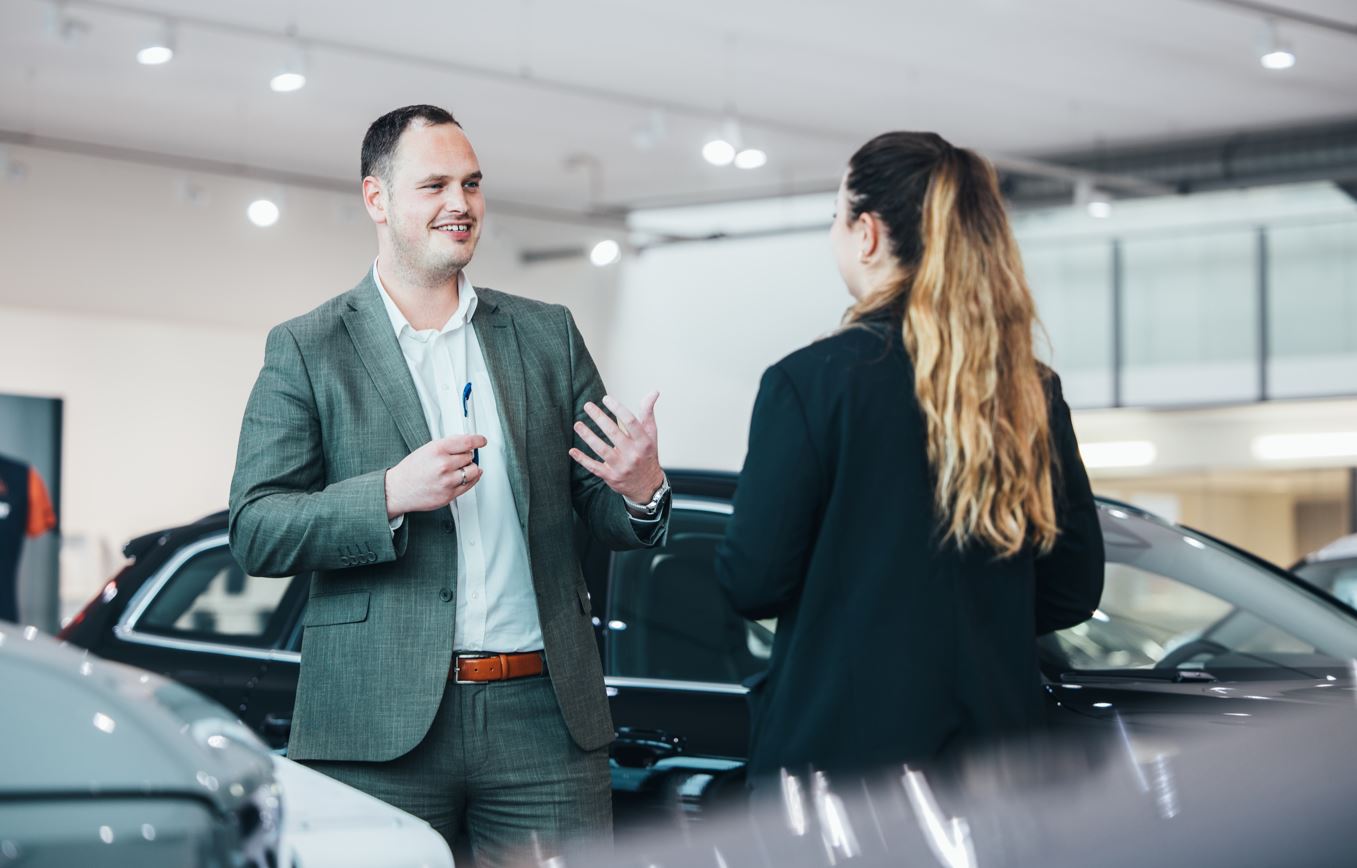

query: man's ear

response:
[362,176,387,225]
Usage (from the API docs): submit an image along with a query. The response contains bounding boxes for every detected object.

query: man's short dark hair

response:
[361,105,462,183]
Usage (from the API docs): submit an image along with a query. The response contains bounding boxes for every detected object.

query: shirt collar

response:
[372,258,478,339]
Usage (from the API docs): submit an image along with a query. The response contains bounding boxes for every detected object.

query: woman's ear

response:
[858,212,882,262]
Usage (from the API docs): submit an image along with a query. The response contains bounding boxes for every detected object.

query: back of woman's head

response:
[845,131,1059,557]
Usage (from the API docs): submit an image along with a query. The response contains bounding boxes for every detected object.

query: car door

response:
[108,531,308,749]
[598,497,761,827]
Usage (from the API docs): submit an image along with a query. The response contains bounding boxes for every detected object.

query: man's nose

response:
[443,187,469,215]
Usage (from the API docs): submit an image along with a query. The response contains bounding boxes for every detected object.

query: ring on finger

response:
[459,467,468,486]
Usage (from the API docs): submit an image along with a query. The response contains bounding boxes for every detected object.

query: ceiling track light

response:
[1073,179,1112,218]
[1258,19,1296,70]
[46,1,91,43]
[702,116,767,169]
[270,28,308,93]
[136,19,175,66]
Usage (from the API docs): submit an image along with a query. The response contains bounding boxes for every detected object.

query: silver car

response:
[0,625,452,868]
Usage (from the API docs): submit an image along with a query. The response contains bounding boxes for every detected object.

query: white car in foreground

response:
[0,624,452,868]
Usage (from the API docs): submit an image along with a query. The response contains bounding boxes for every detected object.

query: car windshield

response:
[607,497,1357,687]
[1040,507,1357,677]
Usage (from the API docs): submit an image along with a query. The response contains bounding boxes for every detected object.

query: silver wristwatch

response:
[624,475,671,518]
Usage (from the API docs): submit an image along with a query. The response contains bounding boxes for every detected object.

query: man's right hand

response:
[385,434,487,519]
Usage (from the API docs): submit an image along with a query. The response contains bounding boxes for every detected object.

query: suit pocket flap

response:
[303,591,370,627]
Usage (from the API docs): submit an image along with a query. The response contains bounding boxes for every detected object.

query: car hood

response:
[0,624,274,814]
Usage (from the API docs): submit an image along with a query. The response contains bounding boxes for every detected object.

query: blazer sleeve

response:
[1033,372,1105,635]
[715,364,825,621]
[228,324,408,577]
[564,308,669,550]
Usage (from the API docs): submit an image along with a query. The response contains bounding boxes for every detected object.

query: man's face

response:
[372,121,485,283]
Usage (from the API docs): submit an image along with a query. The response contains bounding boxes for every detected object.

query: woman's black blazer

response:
[715,313,1105,781]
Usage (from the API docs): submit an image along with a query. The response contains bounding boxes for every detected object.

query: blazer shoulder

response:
[773,320,900,382]
[476,286,561,319]
[270,292,353,346]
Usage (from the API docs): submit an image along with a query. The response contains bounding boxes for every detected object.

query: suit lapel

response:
[340,274,432,454]
[473,296,531,527]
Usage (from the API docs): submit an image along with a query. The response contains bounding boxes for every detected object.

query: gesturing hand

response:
[569,392,664,505]
[385,434,487,519]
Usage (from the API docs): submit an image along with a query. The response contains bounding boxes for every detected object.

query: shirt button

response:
[439,588,453,602]
[468,538,478,548]
[470,591,479,600]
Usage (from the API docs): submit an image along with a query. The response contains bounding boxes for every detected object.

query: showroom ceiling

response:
[2,0,1356,216]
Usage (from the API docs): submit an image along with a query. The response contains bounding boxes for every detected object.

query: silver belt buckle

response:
[453,653,490,684]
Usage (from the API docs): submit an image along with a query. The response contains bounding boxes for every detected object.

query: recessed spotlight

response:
[734,148,767,170]
[589,240,621,267]
[247,199,280,227]
[702,139,736,166]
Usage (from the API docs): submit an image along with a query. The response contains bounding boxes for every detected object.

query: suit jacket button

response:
[442,520,455,534]
[439,588,453,602]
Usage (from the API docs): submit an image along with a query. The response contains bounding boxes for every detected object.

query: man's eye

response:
[464,181,480,190]
[424,184,444,191]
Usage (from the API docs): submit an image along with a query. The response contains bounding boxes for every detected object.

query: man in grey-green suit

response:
[229,105,670,866]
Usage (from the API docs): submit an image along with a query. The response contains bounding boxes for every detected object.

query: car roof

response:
[143,471,1174,551]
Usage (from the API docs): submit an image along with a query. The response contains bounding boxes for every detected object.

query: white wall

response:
[604,228,849,471]
[0,144,619,616]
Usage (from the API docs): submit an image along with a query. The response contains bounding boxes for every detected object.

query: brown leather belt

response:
[452,651,546,684]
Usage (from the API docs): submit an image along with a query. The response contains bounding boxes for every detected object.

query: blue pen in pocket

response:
[461,382,480,465]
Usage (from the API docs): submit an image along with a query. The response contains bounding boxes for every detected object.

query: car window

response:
[136,543,294,649]
[1294,559,1357,610]
[1042,511,1357,675]
[606,506,772,684]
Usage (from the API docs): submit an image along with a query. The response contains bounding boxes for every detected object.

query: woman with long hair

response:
[715,131,1105,785]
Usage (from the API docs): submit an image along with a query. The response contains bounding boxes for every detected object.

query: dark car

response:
[59,470,1357,827]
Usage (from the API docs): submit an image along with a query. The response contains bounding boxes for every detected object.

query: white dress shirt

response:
[374,261,543,652]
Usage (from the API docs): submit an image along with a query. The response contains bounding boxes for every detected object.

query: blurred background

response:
[1,0,1354,631]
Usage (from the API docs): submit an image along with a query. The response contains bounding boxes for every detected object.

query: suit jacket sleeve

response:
[229,324,409,577]
[715,364,825,620]
[564,308,669,549]
[1033,372,1105,635]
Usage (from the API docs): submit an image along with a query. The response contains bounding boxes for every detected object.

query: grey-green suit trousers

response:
[304,674,610,867]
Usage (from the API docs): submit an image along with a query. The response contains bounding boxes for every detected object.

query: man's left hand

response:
[570,391,664,504]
